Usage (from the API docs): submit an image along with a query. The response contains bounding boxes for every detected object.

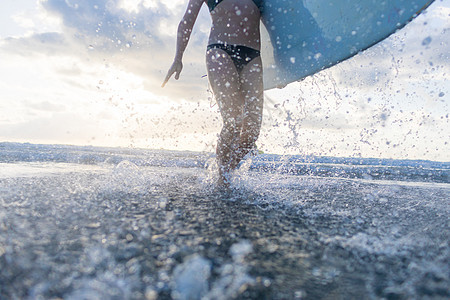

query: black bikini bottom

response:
[207,44,260,73]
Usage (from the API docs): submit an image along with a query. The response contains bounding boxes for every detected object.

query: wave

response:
[1,142,448,184]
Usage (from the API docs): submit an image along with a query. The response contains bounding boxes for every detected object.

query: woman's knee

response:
[243,107,262,129]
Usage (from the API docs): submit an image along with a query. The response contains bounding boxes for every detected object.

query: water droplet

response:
[225,82,231,88]
[290,57,296,64]
[422,36,432,46]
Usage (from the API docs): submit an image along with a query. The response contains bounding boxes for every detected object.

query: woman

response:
[162,0,264,185]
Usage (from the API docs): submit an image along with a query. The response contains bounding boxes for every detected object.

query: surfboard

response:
[260,0,435,90]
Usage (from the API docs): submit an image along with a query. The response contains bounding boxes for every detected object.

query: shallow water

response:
[0,143,449,299]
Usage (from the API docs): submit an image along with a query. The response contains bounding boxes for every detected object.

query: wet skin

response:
[163,0,264,185]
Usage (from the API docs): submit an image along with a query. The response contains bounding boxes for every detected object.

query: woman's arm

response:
[162,0,204,87]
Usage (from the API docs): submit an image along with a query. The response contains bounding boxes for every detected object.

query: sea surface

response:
[0,142,448,299]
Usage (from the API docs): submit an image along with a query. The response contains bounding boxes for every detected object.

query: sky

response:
[0,0,449,161]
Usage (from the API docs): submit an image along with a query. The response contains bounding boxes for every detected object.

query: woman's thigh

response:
[239,57,264,127]
[205,48,244,120]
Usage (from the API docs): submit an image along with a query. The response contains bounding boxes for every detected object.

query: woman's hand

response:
[162,59,183,87]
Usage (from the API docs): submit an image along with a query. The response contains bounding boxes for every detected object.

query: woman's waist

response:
[207,34,260,51]
[206,43,261,55]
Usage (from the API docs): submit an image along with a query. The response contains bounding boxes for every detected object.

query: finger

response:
[161,72,173,88]
[161,78,168,88]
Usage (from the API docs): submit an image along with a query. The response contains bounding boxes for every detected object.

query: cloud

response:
[1,0,210,101]
[2,32,69,58]
[42,0,166,41]
[37,0,195,56]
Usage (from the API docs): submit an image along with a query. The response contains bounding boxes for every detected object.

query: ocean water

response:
[0,142,448,299]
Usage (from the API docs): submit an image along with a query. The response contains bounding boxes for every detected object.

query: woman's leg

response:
[230,56,264,170]
[206,48,245,182]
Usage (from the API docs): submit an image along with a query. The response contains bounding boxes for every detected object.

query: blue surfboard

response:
[261,0,435,90]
